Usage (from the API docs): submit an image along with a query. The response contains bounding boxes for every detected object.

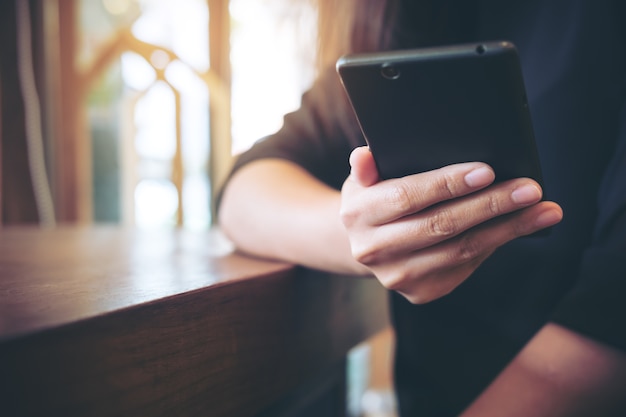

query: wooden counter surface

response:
[0,227,389,417]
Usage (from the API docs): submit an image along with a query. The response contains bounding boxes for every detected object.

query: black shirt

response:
[223,1,626,415]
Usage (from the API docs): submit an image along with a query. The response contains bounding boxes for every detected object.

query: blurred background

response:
[1,0,318,229]
[0,0,395,415]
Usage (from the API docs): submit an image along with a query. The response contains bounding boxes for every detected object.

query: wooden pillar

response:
[208,0,233,221]
[54,0,92,223]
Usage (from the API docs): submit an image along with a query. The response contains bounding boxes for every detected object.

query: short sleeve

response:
[223,67,364,192]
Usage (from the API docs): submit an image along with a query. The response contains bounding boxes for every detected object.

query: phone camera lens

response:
[381,64,400,80]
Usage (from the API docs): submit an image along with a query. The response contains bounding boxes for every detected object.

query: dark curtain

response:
[0,0,43,224]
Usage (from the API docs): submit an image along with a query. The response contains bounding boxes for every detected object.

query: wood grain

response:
[0,227,389,417]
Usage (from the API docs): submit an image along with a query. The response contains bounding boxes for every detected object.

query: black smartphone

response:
[336,41,544,187]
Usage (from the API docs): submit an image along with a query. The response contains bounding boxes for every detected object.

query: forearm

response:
[461,323,626,417]
[218,159,369,275]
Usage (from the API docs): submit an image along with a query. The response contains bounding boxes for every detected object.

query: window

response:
[34,0,317,228]
[80,0,213,228]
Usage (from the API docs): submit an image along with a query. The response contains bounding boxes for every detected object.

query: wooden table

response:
[0,227,389,417]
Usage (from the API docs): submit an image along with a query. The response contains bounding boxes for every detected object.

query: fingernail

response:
[535,209,562,228]
[511,184,542,204]
[464,167,495,188]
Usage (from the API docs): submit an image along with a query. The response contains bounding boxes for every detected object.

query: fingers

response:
[349,178,548,263]
[341,149,564,305]
[348,146,380,186]
[370,201,563,304]
[343,158,497,226]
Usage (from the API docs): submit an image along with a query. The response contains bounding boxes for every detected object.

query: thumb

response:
[349,146,380,187]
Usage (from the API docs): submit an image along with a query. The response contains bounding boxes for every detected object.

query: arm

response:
[220,146,563,303]
[461,323,626,417]
[219,158,368,275]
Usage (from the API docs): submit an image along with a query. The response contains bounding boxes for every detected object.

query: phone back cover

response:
[337,43,544,185]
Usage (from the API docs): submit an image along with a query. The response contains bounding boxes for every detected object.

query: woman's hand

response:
[340,146,563,303]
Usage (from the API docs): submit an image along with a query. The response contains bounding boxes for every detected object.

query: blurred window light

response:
[134,81,176,160]
[102,0,133,16]
[132,0,209,72]
[229,0,318,154]
[79,0,317,229]
[121,52,156,92]
[134,179,179,228]
[80,0,210,229]
[183,174,211,230]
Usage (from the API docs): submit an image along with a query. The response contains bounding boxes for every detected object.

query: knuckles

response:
[425,208,459,239]
[377,269,411,293]
[485,193,503,217]
[351,243,381,265]
[452,234,482,264]
[434,171,460,199]
[339,205,359,228]
[385,182,417,214]
[378,272,447,305]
